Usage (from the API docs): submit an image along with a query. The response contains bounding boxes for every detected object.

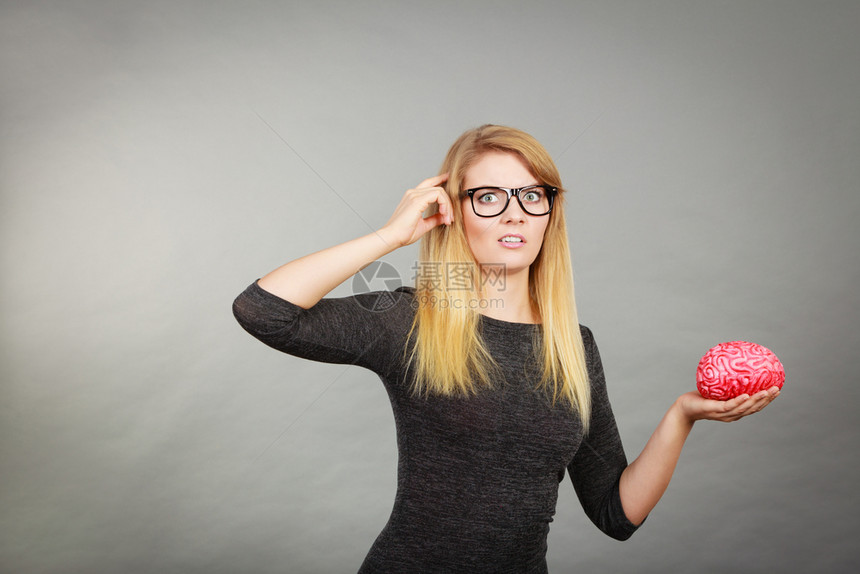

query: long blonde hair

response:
[405,124,591,430]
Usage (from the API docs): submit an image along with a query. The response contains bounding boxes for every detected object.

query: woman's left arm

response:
[618,387,781,526]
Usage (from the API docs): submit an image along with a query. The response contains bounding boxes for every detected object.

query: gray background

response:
[2,1,858,572]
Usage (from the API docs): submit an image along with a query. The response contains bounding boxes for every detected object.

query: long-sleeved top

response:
[233,281,640,573]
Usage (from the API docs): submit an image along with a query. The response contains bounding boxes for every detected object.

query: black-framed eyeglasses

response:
[464,185,556,217]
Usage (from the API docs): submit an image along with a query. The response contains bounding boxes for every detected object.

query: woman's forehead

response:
[463,151,536,188]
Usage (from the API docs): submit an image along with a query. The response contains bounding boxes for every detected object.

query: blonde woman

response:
[233,125,779,573]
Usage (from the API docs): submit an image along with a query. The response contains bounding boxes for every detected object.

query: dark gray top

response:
[233,281,640,573]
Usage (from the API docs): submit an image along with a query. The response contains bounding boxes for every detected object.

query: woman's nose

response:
[501,196,527,222]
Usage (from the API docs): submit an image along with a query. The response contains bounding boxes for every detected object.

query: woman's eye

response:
[477,193,499,203]
[522,190,542,202]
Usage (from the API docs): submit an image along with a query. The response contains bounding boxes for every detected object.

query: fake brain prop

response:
[696,341,785,400]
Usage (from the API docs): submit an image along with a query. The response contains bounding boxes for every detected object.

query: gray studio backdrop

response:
[2,1,858,573]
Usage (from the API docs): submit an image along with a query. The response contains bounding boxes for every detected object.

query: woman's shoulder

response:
[577,324,603,376]
[579,323,595,345]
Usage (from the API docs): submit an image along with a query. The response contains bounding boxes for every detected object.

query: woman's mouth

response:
[498,234,526,248]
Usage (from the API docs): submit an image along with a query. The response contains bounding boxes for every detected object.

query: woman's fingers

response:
[416,172,449,189]
[417,212,449,235]
[684,385,781,423]
[408,188,451,227]
[415,173,452,225]
[424,174,454,226]
[381,174,453,247]
[723,387,780,420]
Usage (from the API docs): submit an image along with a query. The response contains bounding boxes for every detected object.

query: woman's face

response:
[460,151,550,276]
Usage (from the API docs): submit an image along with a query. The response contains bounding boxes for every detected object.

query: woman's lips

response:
[498,234,526,248]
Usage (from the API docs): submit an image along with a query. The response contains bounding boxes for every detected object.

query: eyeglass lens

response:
[472,187,552,217]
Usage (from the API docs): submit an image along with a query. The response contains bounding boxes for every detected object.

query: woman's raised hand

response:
[380,174,452,248]
[256,173,452,308]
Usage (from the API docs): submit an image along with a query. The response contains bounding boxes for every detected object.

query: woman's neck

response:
[477,267,539,324]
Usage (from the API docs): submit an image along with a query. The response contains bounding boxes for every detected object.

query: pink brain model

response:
[696,341,785,400]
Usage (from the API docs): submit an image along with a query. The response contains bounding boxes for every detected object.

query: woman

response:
[233,124,779,573]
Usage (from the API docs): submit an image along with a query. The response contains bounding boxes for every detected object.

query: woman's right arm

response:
[257,173,451,308]
[233,174,452,371]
